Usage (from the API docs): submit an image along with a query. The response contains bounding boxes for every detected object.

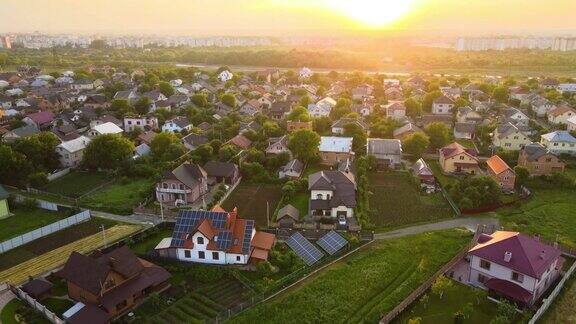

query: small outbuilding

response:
[276,204,300,228]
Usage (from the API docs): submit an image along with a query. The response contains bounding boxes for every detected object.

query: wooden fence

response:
[379,229,482,323]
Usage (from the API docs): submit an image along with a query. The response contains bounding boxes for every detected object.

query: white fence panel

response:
[46,168,70,182]
[529,261,576,324]
[37,200,59,211]
[0,210,91,254]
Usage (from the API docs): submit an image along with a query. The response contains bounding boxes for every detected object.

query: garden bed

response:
[222,183,282,227]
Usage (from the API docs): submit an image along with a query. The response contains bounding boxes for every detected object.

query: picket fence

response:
[0,210,91,254]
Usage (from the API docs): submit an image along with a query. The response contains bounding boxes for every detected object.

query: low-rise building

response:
[366,138,402,169]
[547,105,576,125]
[540,131,576,156]
[156,163,208,205]
[56,136,91,168]
[517,143,565,176]
[432,95,455,115]
[279,159,304,179]
[492,123,532,151]
[162,116,193,133]
[123,116,159,132]
[308,170,356,220]
[486,155,516,191]
[319,136,354,166]
[438,142,480,175]
[87,122,124,137]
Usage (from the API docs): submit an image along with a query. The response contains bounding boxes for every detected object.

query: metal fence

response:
[0,210,91,254]
[529,261,576,324]
[12,285,64,324]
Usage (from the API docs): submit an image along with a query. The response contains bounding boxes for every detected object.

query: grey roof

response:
[203,161,238,178]
[393,122,421,137]
[167,116,192,128]
[367,138,402,155]
[281,159,304,174]
[308,171,356,208]
[182,133,208,147]
[412,158,433,177]
[277,204,300,221]
[454,122,476,134]
[522,143,555,162]
[163,163,207,189]
[9,124,39,138]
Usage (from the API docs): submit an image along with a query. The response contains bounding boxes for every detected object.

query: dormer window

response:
[197,237,204,244]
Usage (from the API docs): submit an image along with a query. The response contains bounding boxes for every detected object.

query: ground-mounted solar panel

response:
[286,232,324,266]
[317,231,348,255]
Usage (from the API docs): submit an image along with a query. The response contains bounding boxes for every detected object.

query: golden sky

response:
[1,0,576,36]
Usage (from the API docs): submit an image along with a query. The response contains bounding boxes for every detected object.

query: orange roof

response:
[227,219,247,254]
[486,155,512,175]
[196,219,215,240]
[549,105,575,117]
[228,134,252,149]
[251,248,270,260]
[211,205,226,213]
[251,231,276,251]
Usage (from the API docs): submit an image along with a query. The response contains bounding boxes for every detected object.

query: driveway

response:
[374,216,499,240]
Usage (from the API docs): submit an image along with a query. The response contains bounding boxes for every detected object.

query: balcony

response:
[156,187,191,194]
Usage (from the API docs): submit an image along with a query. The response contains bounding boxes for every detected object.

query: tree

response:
[343,123,367,156]
[0,145,33,186]
[330,98,352,120]
[449,176,501,209]
[514,166,529,188]
[134,97,152,115]
[82,134,134,170]
[403,132,430,159]
[288,129,320,163]
[110,99,131,113]
[313,117,331,134]
[407,318,422,324]
[158,81,175,97]
[221,93,237,108]
[218,144,239,162]
[492,86,509,103]
[149,133,186,162]
[431,276,453,299]
[404,98,422,118]
[424,122,451,149]
[90,39,107,50]
[191,93,208,107]
[12,132,61,172]
[422,90,441,112]
[287,106,311,122]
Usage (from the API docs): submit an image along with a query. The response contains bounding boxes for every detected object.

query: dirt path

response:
[374,216,499,240]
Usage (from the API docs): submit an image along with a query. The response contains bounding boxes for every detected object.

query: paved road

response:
[374,216,499,240]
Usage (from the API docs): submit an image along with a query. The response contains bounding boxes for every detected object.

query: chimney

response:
[504,251,512,262]
[540,250,546,259]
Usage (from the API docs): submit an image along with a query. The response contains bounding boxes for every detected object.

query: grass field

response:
[426,159,459,188]
[0,224,141,285]
[80,178,154,215]
[283,192,309,219]
[130,227,174,255]
[222,183,282,227]
[43,298,74,317]
[43,171,110,198]
[0,218,119,271]
[230,229,471,324]
[395,282,497,324]
[0,207,70,242]
[487,188,576,249]
[368,172,454,230]
[542,274,576,324]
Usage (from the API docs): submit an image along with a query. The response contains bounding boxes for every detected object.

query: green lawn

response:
[395,282,498,324]
[0,207,70,242]
[222,183,282,227]
[542,274,576,324]
[302,163,331,178]
[283,192,309,219]
[129,227,174,255]
[486,188,576,249]
[230,229,472,324]
[368,172,454,230]
[0,298,49,324]
[43,171,110,198]
[80,178,154,215]
[426,159,459,188]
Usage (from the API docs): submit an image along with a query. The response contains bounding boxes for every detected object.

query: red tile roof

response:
[439,142,478,160]
[486,155,512,175]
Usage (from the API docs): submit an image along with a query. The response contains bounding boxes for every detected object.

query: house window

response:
[172,184,176,189]
[163,183,168,189]
[197,237,204,244]
[212,252,219,260]
[198,251,205,259]
[116,300,128,311]
[179,184,185,190]
[514,136,519,140]
[460,156,465,160]
[480,259,491,270]
[478,273,488,284]
[316,194,323,200]
[236,256,241,262]
[137,121,141,125]
[511,272,524,283]
[184,250,191,258]
[546,158,552,162]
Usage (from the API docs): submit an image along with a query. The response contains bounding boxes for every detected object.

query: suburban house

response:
[226,134,252,150]
[218,70,234,83]
[438,142,480,175]
[384,87,403,101]
[502,108,530,127]
[540,131,576,156]
[123,116,159,132]
[286,120,313,132]
[87,122,124,138]
[56,136,91,168]
[155,208,275,265]
[331,118,368,135]
[412,158,435,186]
[530,97,556,118]
[492,123,532,151]
[567,116,576,132]
[239,99,264,116]
[453,122,476,140]
[366,138,402,169]
[269,101,293,120]
[276,204,300,228]
[56,246,171,322]
[319,136,354,166]
[162,116,193,133]
[181,133,209,151]
[432,95,455,115]
[467,231,562,306]
[203,161,240,185]
[266,135,290,155]
[517,143,565,176]
[308,170,356,221]
[308,97,336,118]
[558,83,576,93]
[156,162,208,205]
[384,101,406,120]
[509,87,530,101]
[456,107,483,124]
[278,159,304,179]
[2,124,39,142]
[547,105,576,125]
[393,123,422,141]
[486,155,516,191]
[22,111,55,130]
[0,185,9,219]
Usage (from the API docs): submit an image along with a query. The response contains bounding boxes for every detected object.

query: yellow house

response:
[438,142,480,175]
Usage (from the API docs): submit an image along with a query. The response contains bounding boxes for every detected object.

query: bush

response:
[256,261,274,278]
[27,172,48,188]
[19,198,38,211]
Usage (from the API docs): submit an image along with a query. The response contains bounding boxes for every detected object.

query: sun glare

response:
[326,0,413,27]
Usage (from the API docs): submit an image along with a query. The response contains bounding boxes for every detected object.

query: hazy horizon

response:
[2,0,576,37]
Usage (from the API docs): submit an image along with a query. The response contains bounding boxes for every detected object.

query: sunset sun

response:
[326,0,413,26]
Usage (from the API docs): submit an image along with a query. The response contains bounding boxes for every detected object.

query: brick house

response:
[319,136,354,166]
[486,155,516,191]
[517,143,565,176]
[156,163,208,205]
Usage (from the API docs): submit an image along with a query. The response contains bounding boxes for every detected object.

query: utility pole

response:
[159,200,164,223]
[101,225,107,248]
[266,201,270,228]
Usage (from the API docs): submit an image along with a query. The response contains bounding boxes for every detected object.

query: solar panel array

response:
[216,231,233,250]
[242,220,254,254]
[171,210,228,247]
[317,231,348,255]
[286,232,324,266]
